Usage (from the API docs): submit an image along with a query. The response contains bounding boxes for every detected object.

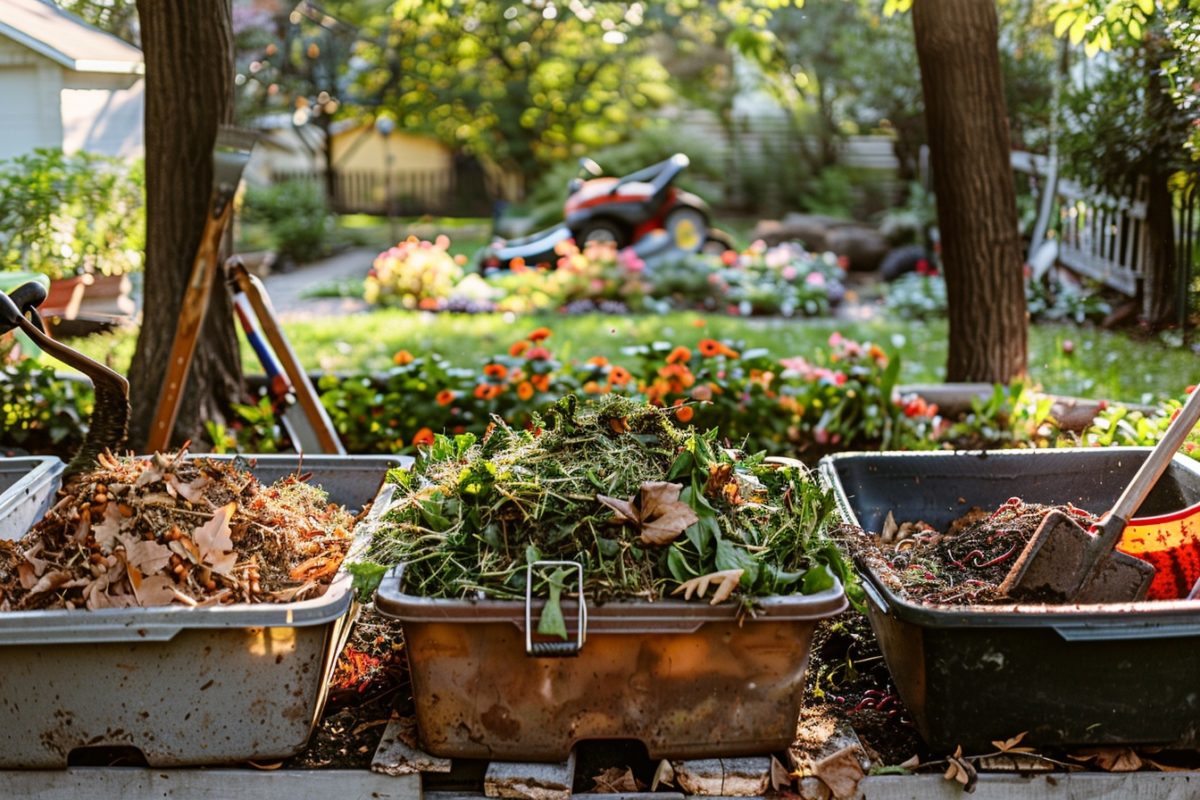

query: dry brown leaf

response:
[940,746,978,791]
[590,766,641,793]
[27,569,74,597]
[193,502,238,575]
[650,759,675,791]
[813,744,865,800]
[598,481,699,545]
[769,755,793,792]
[121,536,172,575]
[1073,746,1144,772]
[92,504,125,550]
[289,555,340,583]
[899,755,920,770]
[672,568,744,604]
[608,417,629,435]
[167,474,209,504]
[131,572,178,606]
[21,542,47,578]
[992,731,1035,754]
[880,510,898,542]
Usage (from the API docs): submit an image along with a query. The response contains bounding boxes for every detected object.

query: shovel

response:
[146,126,257,452]
[1000,385,1200,604]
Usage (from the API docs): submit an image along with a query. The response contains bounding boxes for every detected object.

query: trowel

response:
[1000,384,1200,603]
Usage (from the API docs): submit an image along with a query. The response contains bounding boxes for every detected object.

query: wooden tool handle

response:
[146,199,234,453]
[228,260,345,455]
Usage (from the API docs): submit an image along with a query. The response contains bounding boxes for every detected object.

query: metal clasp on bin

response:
[525,560,587,657]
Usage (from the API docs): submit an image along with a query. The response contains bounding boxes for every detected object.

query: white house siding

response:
[0,37,62,161]
[60,75,144,158]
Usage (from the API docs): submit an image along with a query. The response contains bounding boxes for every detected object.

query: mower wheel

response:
[577,219,627,248]
[664,207,708,253]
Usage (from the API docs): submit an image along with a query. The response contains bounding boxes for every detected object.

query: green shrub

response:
[0,149,144,279]
[242,179,332,263]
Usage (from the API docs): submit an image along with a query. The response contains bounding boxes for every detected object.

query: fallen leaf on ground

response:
[672,568,744,604]
[941,746,978,791]
[992,731,1035,754]
[814,744,866,800]
[598,481,699,545]
[651,759,675,790]
[770,755,793,792]
[590,766,641,793]
[1073,746,1144,772]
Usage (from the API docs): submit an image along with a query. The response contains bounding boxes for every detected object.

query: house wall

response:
[331,125,452,173]
[0,37,63,161]
[60,75,144,158]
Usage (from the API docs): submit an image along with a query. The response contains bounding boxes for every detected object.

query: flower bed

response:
[362,236,846,318]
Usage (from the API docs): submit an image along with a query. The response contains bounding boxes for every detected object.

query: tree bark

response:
[1142,173,1179,327]
[128,0,242,450]
[912,0,1027,383]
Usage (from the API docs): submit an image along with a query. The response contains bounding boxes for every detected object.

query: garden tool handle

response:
[1093,386,1200,557]
[146,195,234,452]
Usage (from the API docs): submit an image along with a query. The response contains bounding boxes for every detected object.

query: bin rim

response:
[375,564,848,633]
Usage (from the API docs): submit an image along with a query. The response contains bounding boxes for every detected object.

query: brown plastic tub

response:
[375,565,847,761]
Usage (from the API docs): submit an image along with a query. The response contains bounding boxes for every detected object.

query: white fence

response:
[1011,150,1147,296]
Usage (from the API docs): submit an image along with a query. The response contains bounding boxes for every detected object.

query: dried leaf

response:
[813,744,865,800]
[134,458,166,488]
[992,731,1035,754]
[132,573,179,606]
[590,766,640,793]
[21,542,47,578]
[122,536,173,575]
[167,474,209,504]
[1073,746,1144,772]
[672,569,744,604]
[92,504,125,550]
[289,554,340,583]
[27,569,74,597]
[881,510,898,542]
[598,481,699,545]
[651,759,675,791]
[608,417,629,435]
[193,502,238,575]
[899,755,920,770]
[769,755,793,792]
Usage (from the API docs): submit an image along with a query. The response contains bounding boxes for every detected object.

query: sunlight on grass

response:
[54,311,1197,405]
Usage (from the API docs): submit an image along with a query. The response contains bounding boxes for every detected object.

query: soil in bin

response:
[850,500,1102,605]
[284,606,410,769]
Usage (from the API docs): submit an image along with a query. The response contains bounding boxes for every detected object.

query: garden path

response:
[261,247,373,320]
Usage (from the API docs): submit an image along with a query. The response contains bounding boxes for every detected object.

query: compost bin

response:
[820,447,1200,751]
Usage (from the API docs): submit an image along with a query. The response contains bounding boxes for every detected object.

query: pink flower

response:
[782,266,798,281]
[814,427,830,445]
[828,332,844,348]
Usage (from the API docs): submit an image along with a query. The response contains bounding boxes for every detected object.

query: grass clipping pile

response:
[0,450,357,611]
[362,395,847,627]
[853,498,1101,605]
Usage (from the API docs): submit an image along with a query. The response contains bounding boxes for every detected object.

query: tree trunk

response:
[1142,173,1179,327]
[912,0,1027,383]
[128,0,242,450]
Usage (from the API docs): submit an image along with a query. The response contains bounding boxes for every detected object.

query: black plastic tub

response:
[820,448,1200,751]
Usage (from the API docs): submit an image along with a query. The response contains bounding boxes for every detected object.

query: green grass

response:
[55,312,1196,405]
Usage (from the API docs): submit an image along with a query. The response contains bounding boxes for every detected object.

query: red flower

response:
[411,427,435,446]
[525,346,551,361]
[483,363,509,379]
[435,389,455,406]
[510,340,530,357]
[528,327,552,342]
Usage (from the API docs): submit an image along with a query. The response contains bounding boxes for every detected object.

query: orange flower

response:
[666,346,691,365]
[435,389,455,406]
[698,339,721,357]
[473,384,490,399]
[411,427,435,446]
[517,381,535,401]
[393,349,415,366]
[675,406,695,424]
[510,340,530,357]
[483,363,509,380]
[608,366,632,386]
[511,256,527,273]
[587,355,609,367]
[718,343,740,358]
[528,327,552,342]
[583,380,601,394]
[531,373,551,392]
[692,318,707,328]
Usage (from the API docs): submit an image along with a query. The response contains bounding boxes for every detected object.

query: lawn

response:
[60,311,1194,405]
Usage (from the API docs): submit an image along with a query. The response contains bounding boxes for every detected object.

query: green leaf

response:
[1136,0,1154,14]
[666,545,694,582]
[716,538,760,588]
[347,561,390,602]
[801,564,836,595]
